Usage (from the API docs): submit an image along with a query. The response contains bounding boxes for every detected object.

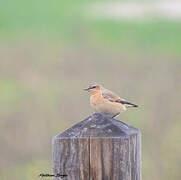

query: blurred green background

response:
[0,0,181,180]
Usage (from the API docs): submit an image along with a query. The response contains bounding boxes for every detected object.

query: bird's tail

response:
[120,101,138,107]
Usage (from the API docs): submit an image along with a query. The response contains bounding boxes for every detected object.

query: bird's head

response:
[84,83,101,95]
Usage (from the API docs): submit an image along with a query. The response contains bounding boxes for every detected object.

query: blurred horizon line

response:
[87,1,181,20]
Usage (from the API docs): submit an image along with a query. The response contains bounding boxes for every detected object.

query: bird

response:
[84,83,138,118]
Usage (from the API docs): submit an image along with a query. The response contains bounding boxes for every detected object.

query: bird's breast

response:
[90,93,103,107]
[90,93,126,116]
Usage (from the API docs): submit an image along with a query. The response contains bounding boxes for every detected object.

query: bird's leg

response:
[112,113,120,118]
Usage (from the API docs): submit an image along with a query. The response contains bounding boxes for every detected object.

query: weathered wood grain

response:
[52,113,141,180]
[90,135,141,180]
[52,138,89,180]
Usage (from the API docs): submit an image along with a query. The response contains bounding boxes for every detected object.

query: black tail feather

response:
[119,100,138,107]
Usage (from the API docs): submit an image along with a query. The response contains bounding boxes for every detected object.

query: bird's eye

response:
[91,85,97,89]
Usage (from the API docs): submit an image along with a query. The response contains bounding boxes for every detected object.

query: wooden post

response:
[52,113,141,180]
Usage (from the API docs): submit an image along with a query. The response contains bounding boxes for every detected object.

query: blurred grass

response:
[87,20,181,55]
[0,1,181,180]
[1,158,51,180]
[0,78,22,105]
[1,0,181,55]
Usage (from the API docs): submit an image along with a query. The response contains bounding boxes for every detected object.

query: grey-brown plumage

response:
[84,83,138,118]
[101,87,138,107]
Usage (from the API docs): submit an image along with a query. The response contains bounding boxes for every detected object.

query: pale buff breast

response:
[90,93,126,117]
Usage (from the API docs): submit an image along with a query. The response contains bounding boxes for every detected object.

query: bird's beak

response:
[83,88,89,91]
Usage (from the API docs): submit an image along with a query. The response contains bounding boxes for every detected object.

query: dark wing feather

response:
[101,88,138,107]
[115,99,138,107]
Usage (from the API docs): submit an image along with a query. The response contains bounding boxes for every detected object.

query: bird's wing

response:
[101,88,138,107]
[101,88,125,102]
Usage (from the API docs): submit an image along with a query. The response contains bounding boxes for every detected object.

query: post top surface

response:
[55,113,139,139]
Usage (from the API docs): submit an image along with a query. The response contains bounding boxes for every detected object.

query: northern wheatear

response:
[84,83,138,118]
